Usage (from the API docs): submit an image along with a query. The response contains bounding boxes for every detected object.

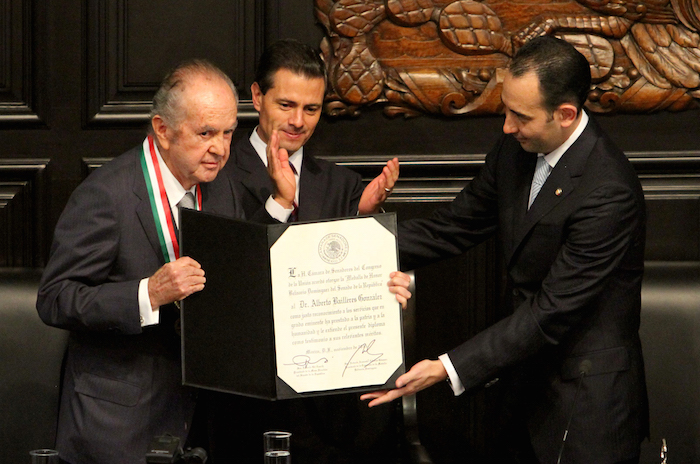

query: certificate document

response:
[270,215,404,394]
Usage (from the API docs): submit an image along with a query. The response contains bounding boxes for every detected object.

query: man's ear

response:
[151,115,170,151]
[251,82,263,112]
[557,103,579,128]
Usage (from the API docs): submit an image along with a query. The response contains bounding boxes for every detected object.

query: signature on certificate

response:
[343,339,383,377]
[284,355,328,368]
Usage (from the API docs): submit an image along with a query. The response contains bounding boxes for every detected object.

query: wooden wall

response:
[1,1,698,462]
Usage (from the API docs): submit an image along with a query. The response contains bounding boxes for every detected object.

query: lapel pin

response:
[555,188,563,196]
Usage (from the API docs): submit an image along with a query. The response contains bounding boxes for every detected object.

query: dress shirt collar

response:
[540,110,589,168]
[152,141,197,226]
[250,126,303,176]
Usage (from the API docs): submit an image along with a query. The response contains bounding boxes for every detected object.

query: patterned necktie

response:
[528,156,552,209]
[179,191,195,210]
[177,191,196,226]
[288,161,299,222]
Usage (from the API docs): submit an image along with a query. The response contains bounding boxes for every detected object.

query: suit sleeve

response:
[451,171,644,391]
[398,138,502,270]
[36,177,143,335]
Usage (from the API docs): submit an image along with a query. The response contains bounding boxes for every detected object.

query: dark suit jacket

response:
[398,117,648,463]
[211,135,398,464]
[36,145,241,464]
[224,135,363,221]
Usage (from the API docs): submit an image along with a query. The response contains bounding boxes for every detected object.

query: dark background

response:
[1,1,698,462]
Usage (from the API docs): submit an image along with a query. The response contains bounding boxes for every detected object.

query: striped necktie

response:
[528,156,551,209]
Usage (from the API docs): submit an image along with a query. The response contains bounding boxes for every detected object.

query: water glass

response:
[264,431,291,464]
[29,449,59,464]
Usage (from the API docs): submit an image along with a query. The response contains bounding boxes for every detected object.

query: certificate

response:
[270,216,403,393]
[179,209,404,400]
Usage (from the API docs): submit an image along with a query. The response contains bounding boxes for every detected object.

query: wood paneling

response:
[0,0,44,125]
[84,0,267,126]
[0,159,48,267]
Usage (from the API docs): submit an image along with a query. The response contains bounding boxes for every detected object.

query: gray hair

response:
[150,59,238,129]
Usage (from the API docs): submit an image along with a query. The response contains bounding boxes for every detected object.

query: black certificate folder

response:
[180,209,405,400]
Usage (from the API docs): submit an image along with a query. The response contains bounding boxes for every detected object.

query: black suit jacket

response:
[211,135,398,464]
[398,117,648,463]
[37,145,241,464]
[224,135,363,221]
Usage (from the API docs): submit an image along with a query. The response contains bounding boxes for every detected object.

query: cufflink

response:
[555,188,563,196]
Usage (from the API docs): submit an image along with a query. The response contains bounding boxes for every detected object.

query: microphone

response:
[556,360,591,464]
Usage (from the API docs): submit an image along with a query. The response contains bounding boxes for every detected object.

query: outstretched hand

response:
[358,158,399,214]
[360,359,447,407]
[267,130,296,209]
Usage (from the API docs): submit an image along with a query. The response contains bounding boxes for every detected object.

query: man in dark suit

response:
[226,39,398,222]
[209,39,404,464]
[36,60,242,464]
[362,36,648,464]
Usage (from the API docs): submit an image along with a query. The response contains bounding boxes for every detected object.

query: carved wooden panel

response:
[0,159,49,267]
[0,0,44,125]
[316,0,700,117]
[84,0,269,126]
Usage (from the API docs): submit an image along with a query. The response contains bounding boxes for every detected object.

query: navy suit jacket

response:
[398,117,649,463]
[37,145,242,464]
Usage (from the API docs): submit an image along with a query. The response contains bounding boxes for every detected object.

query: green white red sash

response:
[140,136,201,263]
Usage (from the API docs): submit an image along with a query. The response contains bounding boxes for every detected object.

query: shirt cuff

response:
[438,353,465,396]
[139,278,159,327]
[265,195,293,222]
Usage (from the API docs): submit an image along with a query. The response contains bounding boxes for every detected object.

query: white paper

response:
[270,216,403,393]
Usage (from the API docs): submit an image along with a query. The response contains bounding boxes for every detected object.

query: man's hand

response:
[388,271,412,309]
[360,359,448,407]
[358,158,399,214]
[148,257,206,309]
[267,129,296,209]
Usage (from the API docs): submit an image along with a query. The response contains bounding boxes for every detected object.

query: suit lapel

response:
[298,153,324,221]
[507,119,599,267]
[501,150,536,263]
[235,137,275,206]
[132,150,168,266]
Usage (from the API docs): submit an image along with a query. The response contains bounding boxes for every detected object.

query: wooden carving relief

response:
[316,0,700,116]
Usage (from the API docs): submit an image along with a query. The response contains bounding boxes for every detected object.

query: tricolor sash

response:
[140,136,202,263]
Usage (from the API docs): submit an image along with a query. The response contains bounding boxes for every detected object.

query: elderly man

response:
[363,36,648,464]
[37,60,241,464]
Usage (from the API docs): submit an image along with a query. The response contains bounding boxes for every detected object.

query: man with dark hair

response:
[226,38,398,223]
[209,39,401,464]
[37,59,242,464]
[363,35,648,464]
